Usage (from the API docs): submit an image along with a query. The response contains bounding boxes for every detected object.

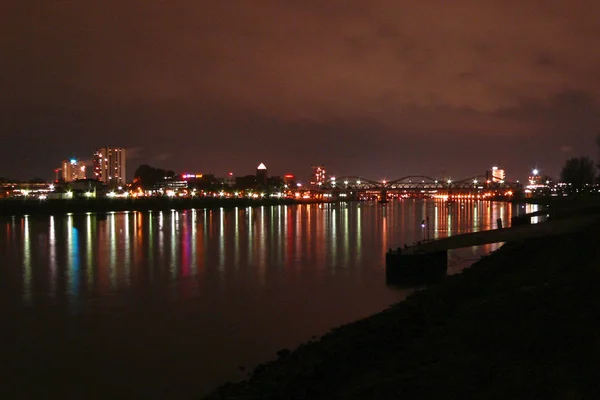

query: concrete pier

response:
[511,209,549,226]
[386,213,600,284]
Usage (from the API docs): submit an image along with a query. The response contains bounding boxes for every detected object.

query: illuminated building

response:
[61,159,86,182]
[529,168,541,185]
[93,147,127,186]
[182,173,203,179]
[154,178,188,193]
[283,174,295,186]
[224,172,235,187]
[311,165,326,186]
[486,166,505,183]
[256,163,268,186]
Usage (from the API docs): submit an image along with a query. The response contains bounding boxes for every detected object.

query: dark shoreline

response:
[205,219,600,399]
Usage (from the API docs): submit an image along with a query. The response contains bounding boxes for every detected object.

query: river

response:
[0,199,538,397]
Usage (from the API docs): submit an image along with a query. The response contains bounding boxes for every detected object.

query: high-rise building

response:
[486,166,505,183]
[61,159,86,182]
[256,163,268,186]
[529,168,541,185]
[93,147,127,186]
[311,165,326,186]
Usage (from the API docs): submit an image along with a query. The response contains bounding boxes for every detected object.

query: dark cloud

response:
[1,0,600,180]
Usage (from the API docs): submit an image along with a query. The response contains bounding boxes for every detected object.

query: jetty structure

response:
[386,207,600,284]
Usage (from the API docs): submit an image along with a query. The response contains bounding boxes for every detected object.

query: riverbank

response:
[0,197,323,217]
[205,219,600,399]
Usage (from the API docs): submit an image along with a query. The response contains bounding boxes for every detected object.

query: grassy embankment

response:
[206,206,600,399]
[0,197,323,217]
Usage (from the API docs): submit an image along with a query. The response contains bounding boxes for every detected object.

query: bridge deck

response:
[403,214,599,255]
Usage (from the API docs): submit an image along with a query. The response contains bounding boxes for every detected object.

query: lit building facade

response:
[529,169,541,185]
[283,174,295,187]
[61,159,86,182]
[311,165,326,186]
[486,166,505,183]
[93,147,127,186]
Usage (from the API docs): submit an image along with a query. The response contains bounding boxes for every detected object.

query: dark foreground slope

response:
[206,222,600,399]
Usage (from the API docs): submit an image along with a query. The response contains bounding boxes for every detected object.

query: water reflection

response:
[3,200,517,310]
[22,216,31,304]
[1,200,521,396]
[49,216,57,297]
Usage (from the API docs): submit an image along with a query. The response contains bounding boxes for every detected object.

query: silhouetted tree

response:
[28,177,46,183]
[133,164,175,189]
[595,132,600,176]
[560,157,595,189]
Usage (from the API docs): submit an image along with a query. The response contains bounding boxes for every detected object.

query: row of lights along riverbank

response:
[3,161,572,201]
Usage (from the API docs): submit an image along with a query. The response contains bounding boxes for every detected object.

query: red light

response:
[228,172,233,176]
[284,174,294,178]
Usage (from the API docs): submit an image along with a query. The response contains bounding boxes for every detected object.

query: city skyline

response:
[2,1,600,181]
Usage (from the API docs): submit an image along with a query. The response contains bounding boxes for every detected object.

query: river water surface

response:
[0,200,538,397]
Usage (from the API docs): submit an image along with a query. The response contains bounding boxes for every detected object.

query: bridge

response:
[313,175,521,196]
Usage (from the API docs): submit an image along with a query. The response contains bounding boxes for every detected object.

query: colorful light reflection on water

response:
[0,200,524,397]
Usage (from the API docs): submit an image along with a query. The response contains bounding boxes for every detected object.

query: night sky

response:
[2,1,600,182]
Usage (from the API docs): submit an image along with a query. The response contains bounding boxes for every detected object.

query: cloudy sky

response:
[2,0,600,181]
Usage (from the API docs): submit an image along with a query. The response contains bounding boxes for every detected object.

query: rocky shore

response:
[205,219,600,399]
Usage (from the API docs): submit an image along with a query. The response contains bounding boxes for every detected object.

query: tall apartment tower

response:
[311,165,326,186]
[485,166,506,183]
[61,159,86,182]
[93,147,127,186]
